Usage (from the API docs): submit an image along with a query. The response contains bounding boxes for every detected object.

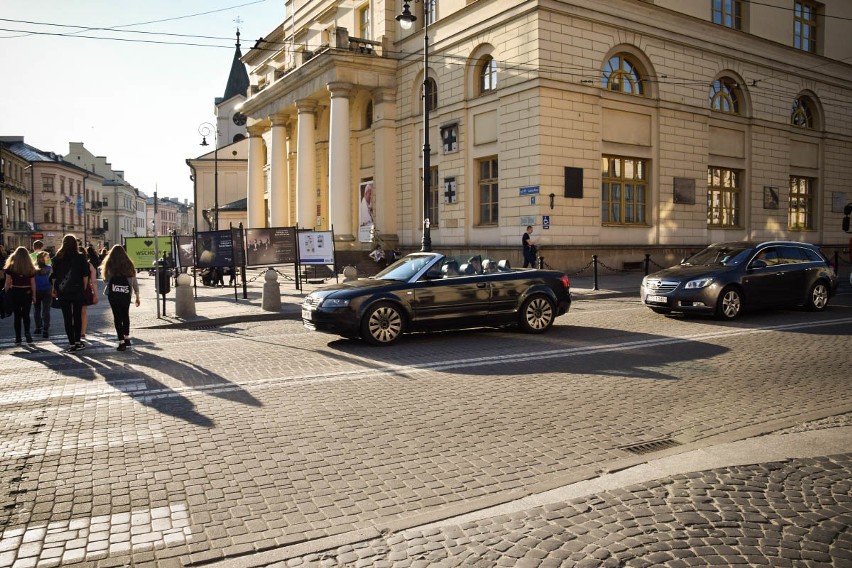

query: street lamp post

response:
[397,0,432,252]
[198,122,219,231]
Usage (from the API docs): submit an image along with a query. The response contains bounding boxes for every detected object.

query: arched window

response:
[791,96,814,128]
[709,78,741,114]
[422,77,438,113]
[478,56,497,94]
[602,55,645,96]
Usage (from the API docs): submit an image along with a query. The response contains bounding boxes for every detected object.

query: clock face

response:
[232,112,247,126]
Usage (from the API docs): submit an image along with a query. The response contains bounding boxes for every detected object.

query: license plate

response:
[646,295,668,304]
[301,309,312,321]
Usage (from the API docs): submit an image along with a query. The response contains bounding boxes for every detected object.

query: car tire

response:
[715,286,742,320]
[361,302,405,346]
[650,307,672,315]
[805,281,830,311]
[518,294,555,333]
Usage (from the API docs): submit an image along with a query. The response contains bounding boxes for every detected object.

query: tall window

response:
[794,1,818,53]
[712,0,742,30]
[789,176,815,230]
[425,165,439,227]
[477,157,498,225]
[423,77,438,113]
[791,96,815,128]
[358,4,371,40]
[709,78,740,114]
[59,177,66,194]
[707,167,741,227]
[42,175,54,193]
[479,56,497,94]
[602,55,645,96]
[44,207,54,224]
[601,157,648,225]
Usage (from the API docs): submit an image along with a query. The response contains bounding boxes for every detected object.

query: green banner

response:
[124,236,173,269]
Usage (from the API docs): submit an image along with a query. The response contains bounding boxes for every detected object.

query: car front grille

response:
[644,279,679,293]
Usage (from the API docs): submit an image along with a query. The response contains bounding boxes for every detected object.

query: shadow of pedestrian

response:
[103,373,214,428]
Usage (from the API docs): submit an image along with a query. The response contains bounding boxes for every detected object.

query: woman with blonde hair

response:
[51,234,89,352]
[3,246,36,344]
[101,244,140,351]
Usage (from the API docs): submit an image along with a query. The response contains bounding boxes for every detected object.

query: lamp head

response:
[200,136,209,147]
[396,1,416,30]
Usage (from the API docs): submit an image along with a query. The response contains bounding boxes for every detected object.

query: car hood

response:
[647,264,731,281]
[311,278,405,298]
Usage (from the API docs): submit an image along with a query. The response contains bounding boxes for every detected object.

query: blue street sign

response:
[519,186,540,195]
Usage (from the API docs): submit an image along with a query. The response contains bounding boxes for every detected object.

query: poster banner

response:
[358,179,375,243]
[298,231,335,265]
[195,230,235,269]
[245,227,297,267]
[230,226,245,267]
[174,235,195,269]
[124,236,173,269]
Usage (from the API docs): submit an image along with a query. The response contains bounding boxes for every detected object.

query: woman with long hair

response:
[51,234,90,352]
[3,246,36,344]
[101,244,140,351]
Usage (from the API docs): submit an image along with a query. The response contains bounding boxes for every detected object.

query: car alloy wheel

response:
[807,281,830,311]
[520,295,555,333]
[715,286,742,320]
[362,302,405,345]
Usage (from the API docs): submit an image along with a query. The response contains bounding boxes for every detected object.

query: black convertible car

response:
[301,252,572,345]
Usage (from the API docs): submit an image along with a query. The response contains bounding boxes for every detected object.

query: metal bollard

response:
[537,256,544,269]
[644,253,651,276]
[592,255,599,291]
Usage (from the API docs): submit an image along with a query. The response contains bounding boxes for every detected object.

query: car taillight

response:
[561,275,570,289]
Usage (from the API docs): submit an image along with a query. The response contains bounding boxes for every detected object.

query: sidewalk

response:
[130,269,646,330]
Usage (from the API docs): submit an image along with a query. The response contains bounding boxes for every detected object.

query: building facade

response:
[238,0,852,269]
[0,139,33,251]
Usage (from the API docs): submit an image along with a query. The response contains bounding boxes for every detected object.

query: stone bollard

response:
[342,266,358,282]
[262,268,281,312]
[174,273,196,318]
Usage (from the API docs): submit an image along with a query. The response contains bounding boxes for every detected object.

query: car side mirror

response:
[750,259,767,270]
[423,267,443,280]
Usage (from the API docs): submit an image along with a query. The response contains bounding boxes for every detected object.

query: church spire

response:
[222,28,250,102]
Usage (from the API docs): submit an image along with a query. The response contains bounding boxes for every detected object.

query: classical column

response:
[327,81,354,240]
[269,113,290,227]
[372,87,397,236]
[296,99,318,229]
[246,124,267,228]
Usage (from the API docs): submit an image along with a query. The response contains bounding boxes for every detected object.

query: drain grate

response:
[619,437,681,455]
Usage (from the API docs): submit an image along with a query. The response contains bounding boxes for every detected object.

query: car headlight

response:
[321,298,350,308]
[684,277,714,289]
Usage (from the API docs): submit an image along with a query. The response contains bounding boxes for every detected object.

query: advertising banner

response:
[245,227,297,267]
[298,231,335,265]
[124,236,173,269]
[358,179,375,243]
[173,235,195,269]
[195,230,235,269]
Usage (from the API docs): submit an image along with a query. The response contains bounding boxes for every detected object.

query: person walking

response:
[80,255,99,343]
[3,246,36,344]
[101,244,140,351]
[522,225,537,268]
[30,239,50,265]
[33,251,53,339]
[51,234,90,352]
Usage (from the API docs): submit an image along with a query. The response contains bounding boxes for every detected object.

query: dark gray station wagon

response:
[641,241,838,320]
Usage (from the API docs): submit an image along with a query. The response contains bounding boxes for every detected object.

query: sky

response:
[0,0,281,204]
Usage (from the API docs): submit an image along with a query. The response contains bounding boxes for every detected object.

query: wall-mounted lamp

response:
[549,193,555,210]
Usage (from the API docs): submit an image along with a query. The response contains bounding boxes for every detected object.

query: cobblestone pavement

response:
[0,274,850,567]
[270,451,852,567]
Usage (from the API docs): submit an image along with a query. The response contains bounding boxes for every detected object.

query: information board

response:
[124,236,173,269]
[298,231,335,265]
[245,227,297,267]
[195,230,235,269]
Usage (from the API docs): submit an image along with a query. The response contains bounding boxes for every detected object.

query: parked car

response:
[640,241,838,320]
[302,252,572,345]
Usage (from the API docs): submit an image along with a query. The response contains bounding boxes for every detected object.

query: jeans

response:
[34,288,51,332]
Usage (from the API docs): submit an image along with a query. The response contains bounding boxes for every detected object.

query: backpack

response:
[108,275,132,298]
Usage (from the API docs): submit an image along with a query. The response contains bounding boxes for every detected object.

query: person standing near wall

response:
[522,225,537,268]
[51,234,89,352]
[101,245,140,351]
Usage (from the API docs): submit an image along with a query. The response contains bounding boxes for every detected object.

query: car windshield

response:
[682,244,752,267]
[373,254,434,281]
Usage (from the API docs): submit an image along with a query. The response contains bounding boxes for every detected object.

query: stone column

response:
[372,87,398,236]
[269,113,290,227]
[296,99,318,229]
[327,82,354,240]
[246,124,267,228]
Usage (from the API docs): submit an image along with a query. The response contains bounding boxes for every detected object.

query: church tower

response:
[215,29,250,148]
